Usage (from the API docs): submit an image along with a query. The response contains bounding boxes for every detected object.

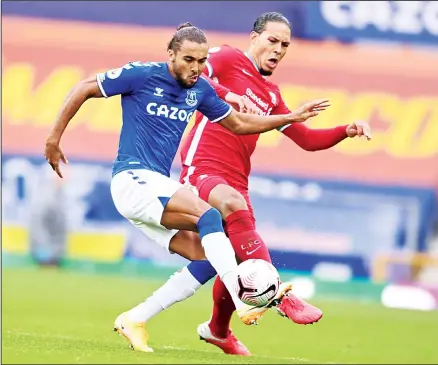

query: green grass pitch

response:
[2,267,438,364]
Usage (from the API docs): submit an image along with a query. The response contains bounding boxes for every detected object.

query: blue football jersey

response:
[96,61,232,177]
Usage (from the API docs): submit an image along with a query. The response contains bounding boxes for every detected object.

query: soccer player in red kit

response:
[177,12,371,355]
[127,13,371,356]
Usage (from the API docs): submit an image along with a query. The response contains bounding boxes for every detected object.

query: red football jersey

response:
[180,45,290,188]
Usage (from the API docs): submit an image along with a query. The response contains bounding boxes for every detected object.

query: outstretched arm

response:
[218,99,330,135]
[46,77,103,146]
[197,78,330,136]
[274,94,371,150]
[45,77,103,177]
[45,62,149,178]
[280,123,348,151]
[280,120,372,151]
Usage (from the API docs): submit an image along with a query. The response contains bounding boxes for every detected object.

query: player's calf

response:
[168,230,206,261]
[161,188,249,319]
[125,262,216,325]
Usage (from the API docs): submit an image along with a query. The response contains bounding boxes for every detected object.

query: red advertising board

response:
[3,16,438,187]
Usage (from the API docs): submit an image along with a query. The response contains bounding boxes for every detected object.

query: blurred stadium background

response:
[2,1,438,363]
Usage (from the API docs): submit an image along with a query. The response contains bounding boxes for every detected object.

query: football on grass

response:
[235,259,280,307]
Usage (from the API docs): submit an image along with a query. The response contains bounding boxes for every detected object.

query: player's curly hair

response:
[167,22,208,52]
[252,12,291,34]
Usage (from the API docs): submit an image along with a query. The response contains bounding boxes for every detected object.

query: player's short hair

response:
[252,12,291,34]
[168,22,208,52]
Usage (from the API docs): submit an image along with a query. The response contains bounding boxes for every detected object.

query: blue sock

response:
[197,208,224,239]
[187,260,217,285]
[196,207,238,283]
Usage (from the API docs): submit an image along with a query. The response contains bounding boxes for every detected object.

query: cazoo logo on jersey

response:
[146,103,194,123]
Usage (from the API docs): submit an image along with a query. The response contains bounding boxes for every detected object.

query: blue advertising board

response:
[3,1,437,46]
[1,0,298,34]
[2,155,436,280]
[303,1,438,45]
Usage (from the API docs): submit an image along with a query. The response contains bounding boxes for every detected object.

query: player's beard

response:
[259,68,273,77]
[175,70,196,89]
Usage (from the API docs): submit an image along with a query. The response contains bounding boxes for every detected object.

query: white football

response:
[235,259,280,307]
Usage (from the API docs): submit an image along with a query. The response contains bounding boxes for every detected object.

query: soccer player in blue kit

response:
[44,23,330,352]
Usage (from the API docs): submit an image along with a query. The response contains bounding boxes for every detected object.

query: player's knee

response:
[221,190,248,217]
[197,208,224,239]
[168,231,206,261]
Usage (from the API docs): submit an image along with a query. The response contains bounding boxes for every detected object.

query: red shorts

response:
[179,165,255,218]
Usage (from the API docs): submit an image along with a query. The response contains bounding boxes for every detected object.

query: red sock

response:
[209,276,234,338]
[226,210,272,263]
[209,210,272,338]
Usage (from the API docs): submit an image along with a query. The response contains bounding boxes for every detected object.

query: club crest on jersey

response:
[185,90,198,107]
[269,92,277,106]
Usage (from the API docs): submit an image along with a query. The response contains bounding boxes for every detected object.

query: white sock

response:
[126,266,202,323]
[201,232,246,311]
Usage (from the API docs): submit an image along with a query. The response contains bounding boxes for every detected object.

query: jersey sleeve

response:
[197,81,233,123]
[205,45,237,78]
[273,90,348,149]
[96,62,149,98]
